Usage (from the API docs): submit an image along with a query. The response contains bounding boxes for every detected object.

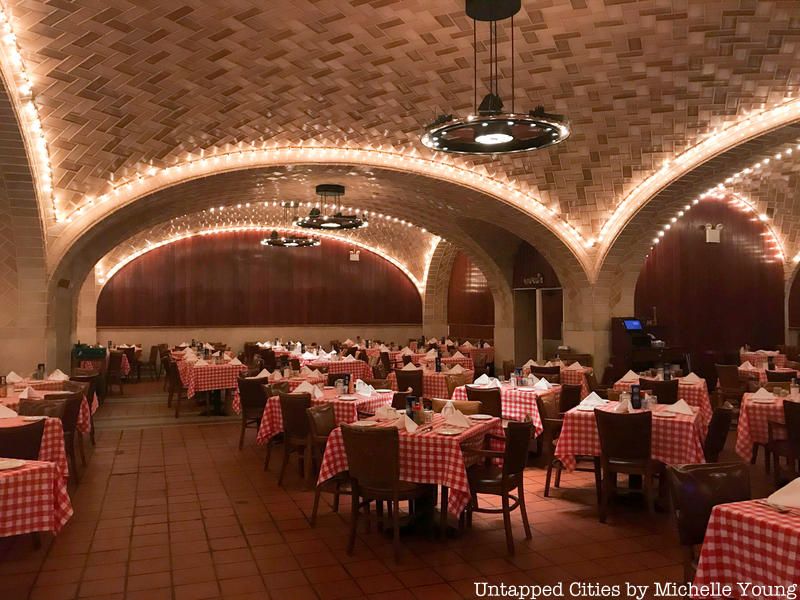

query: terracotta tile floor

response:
[0,381,772,600]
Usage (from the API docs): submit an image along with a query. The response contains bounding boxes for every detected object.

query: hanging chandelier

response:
[421,0,570,155]
[295,184,368,230]
[261,202,320,248]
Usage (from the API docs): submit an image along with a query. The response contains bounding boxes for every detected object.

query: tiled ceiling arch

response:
[4,0,799,274]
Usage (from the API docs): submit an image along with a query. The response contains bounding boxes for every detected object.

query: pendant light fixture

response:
[261,202,321,247]
[421,0,570,155]
[295,184,368,230]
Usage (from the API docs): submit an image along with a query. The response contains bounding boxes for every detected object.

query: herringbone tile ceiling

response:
[8,0,800,249]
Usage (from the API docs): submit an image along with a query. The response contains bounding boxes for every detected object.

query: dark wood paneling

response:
[448,252,494,339]
[788,275,800,328]
[97,232,422,326]
[634,197,784,357]
[513,242,561,289]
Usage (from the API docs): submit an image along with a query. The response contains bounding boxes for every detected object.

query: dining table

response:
[177,359,248,406]
[0,459,73,538]
[734,394,792,462]
[304,359,373,382]
[740,351,788,369]
[80,352,131,376]
[318,413,503,516]
[0,416,69,480]
[554,402,705,471]
[613,376,713,428]
[559,366,593,398]
[387,369,475,399]
[421,355,475,371]
[693,500,800,595]
[450,382,552,436]
[738,365,797,385]
[256,388,395,444]
[231,372,326,413]
[6,380,97,434]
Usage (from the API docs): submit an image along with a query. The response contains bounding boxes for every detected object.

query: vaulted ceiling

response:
[2,0,799,283]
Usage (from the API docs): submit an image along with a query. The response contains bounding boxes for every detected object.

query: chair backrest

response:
[41,389,84,433]
[445,373,469,398]
[430,398,481,414]
[402,355,413,365]
[307,404,336,438]
[667,463,750,547]
[532,366,560,383]
[108,350,123,374]
[766,370,795,382]
[0,419,46,459]
[237,377,270,416]
[595,410,652,462]
[392,389,411,411]
[784,399,800,451]
[715,364,743,390]
[559,384,582,413]
[279,392,311,442]
[166,360,183,391]
[341,425,399,490]
[262,349,277,371]
[703,407,733,462]
[18,398,66,418]
[502,360,515,379]
[535,392,560,421]
[70,373,98,407]
[148,345,159,363]
[395,369,423,398]
[503,421,534,477]
[379,352,392,373]
[356,350,368,362]
[289,358,301,371]
[639,379,679,404]
[121,346,137,366]
[464,386,502,417]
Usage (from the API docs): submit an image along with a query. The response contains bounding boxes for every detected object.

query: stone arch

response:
[422,239,459,337]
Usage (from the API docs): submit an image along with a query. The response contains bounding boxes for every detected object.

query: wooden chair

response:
[768,399,800,487]
[167,361,192,418]
[378,352,393,376]
[430,398,481,414]
[444,373,469,398]
[341,425,429,562]
[391,389,412,411]
[595,410,662,523]
[531,366,560,384]
[559,383,583,413]
[465,421,534,554]
[70,372,99,447]
[638,379,679,405]
[38,388,85,483]
[501,360,515,379]
[308,404,351,525]
[473,353,489,378]
[703,407,733,463]
[262,349,277,371]
[464,386,502,418]
[715,363,753,409]
[106,350,125,395]
[139,345,159,380]
[667,463,750,582]
[277,392,312,486]
[121,346,140,382]
[236,376,270,449]
[395,369,423,399]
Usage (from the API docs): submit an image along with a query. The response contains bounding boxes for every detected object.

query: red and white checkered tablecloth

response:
[451,384,549,436]
[460,346,494,364]
[693,500,800,596]
[178,362,248,404]
[256,391,394,444]
[4,389,94,435]
[613,378,712,428]
[560,367,592,398]
[80,353,130,375]
[306,360,373,382]
[232,374,327,414]
[0,417,69,481]
[0,460,73,538]
[738,366,797,385]
[318,414,503,516]
[422,356,475,371]
[387,370,475,399]
[734,395,788,461]
[554,403,705,471]
[740,352,787,369]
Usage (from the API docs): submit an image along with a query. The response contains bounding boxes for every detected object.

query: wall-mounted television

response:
[623,318,643,331]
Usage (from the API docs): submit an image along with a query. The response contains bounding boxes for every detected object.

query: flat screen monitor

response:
[623,319,643,331]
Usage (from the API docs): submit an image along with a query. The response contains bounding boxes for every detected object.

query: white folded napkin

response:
[566,362,583,371]
[224,351,233,358]
[18,386,41,400]
[425,349,437,358]
[483,343,491,348]
[294,381,323,398]
[614,397,631,413]
[473,373,490,385]
[47,369,69,381]
[344,338,354,345]
[451,351,465,359]
[740,361,755,370]
[486,377,501,388]
[290,350,301,358]
[400,347,413,356]
[228,357,242,366]
[533,378,552,390]
[445,410,472,428]
[183,348,196,356]
[751,387,774,399]
[401,362,420,371]
[461,341,474,349]
[767,477,800,509]
[343,355,356,362]
[448,364,466,374]
[194,359,208,366]
[681,372,702,384]
[312,369,322,378]
[247,368,270,380]
[375,405,398,420]
[579,392,607,408]
[184,355,197,364]
[0,405,18,418]
[379,344,389,352]
[179,342,189,347]
[665,399,693,415]
[427,338,438,345]
[275,345,286,351]
[6,371,22,384]
[523,359,538,368]
[203,343,214,350]
[394,413,418,433]
[354,379,376,397]
[544,361,555,367]
[620,370,639,382]
[300,366,313,376]
[269,371,283,382]
[211,351,220,357]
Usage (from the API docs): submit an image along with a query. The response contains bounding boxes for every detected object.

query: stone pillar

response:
[421,240,457,338]
[76,272,99,344]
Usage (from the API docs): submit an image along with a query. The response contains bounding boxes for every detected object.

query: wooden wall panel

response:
[788,275,800,329]
[513,242,561,289]
[447,252,494,340]
[634,198,784,356]
[97,232,422,326]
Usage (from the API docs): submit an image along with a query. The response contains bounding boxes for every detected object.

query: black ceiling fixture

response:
[260,230,320,248]
[421,0,570,155]
[295,184,368,230]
